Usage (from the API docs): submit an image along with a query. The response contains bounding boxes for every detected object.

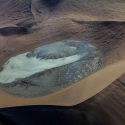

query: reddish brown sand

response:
[1,1,125,124]
[0,0,125,109]
[0,59,125,108]
[0,72,125,125]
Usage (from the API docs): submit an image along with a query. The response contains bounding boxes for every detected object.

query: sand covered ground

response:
[1,0,125,124]
[0,1,125,122]
[0,72,125,125]
[0,59,125,108]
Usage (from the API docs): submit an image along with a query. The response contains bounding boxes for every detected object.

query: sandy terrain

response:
[0,59,125,108]
[0,0,125,108]
[1,74,125,125]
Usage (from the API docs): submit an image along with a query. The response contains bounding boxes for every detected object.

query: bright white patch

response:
[0,52,82,84]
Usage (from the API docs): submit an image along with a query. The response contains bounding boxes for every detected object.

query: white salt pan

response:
[0,52,81,84]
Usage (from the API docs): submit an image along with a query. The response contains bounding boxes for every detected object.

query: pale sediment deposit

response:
[0,40,104,97]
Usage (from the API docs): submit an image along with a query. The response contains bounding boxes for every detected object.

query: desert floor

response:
[0,72,125,125]
[0,0,125,124]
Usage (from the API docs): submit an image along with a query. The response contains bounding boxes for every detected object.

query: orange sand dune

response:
[0,59,125,108]
[1,0,125,108]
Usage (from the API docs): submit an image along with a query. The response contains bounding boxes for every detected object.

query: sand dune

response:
[0,76,125,125]
[1,0,125,124]
[0,59,125,108]
[0,0,125,109]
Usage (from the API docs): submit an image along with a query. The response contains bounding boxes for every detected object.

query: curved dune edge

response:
[0,59,125,108]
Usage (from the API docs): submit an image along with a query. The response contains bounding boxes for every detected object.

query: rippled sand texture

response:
[0,0,125,107]
[0,0,125,67]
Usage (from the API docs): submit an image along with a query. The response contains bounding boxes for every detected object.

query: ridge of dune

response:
[0,0,125,108]
[0,59,125,108]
